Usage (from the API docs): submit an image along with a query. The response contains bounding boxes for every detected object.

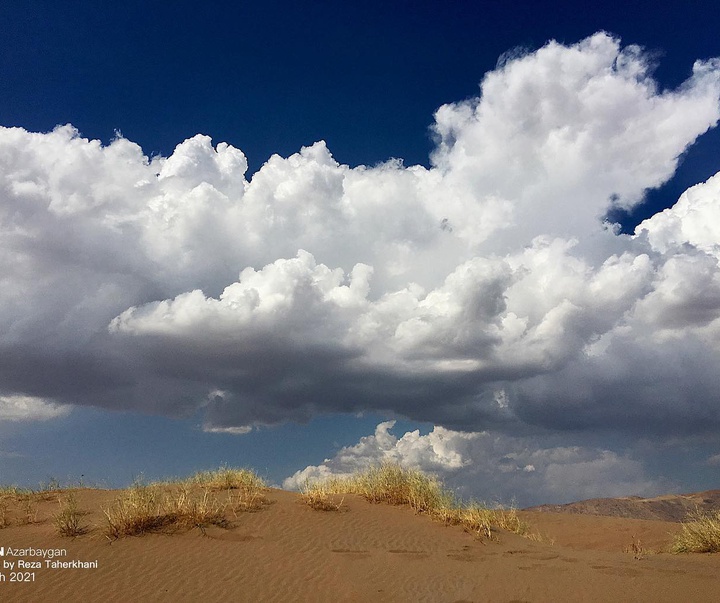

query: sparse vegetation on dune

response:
[0,485,30,497]
[0,466,269,538]
[300,463,542,542]
[671,509,720,553]
[6,464,719,554]
[0,488,46,526]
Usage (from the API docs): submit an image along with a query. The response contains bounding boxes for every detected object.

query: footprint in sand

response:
[331,548,371,559]
[387,549,431,559]
[591,565,642,577]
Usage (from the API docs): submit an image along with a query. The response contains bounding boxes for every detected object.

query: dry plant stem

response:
[623,535,647,559]
[19,496,38,525]
[0,498,9,528]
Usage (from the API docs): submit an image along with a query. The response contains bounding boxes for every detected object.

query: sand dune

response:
[0,487,718,602]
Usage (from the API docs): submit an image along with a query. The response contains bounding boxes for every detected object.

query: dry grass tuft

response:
[300,483,346,511]
[102,482,230,539]
[359,464,456,514]
[299,463,542,542]
[180,466,266,493]
[671,509,720,553]
[455,505,495,539]
[492,506,533,537]
[103,467,268,539]
[102,483,169,539]
[225,486,270,514]
[165,487,229,528]
[301,464,455,514]
[54,492,87,537]
[182,466,269,513]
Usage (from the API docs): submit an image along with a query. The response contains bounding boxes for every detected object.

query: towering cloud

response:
[1,33,720,448]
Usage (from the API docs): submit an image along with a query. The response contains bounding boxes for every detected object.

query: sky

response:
[1,0,720,507]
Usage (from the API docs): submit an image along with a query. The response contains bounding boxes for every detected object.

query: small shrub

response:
[671,510,720,553]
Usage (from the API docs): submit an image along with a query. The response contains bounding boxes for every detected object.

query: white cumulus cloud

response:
[0,396,71,422]
[1,33,720,451]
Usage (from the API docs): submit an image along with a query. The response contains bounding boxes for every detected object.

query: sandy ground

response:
[0,488,717,602]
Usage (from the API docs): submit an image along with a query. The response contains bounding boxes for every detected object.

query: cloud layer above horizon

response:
[283,420,661,507]
[2,33,720,454]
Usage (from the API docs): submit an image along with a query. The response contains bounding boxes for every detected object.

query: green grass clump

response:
[671,510,720,553]
[300,463,540,542]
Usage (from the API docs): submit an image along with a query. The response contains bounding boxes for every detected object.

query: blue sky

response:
[1,1,720,506]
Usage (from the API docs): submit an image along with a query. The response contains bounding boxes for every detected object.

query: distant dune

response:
[524,489,720,522]
[1,484,718,602]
